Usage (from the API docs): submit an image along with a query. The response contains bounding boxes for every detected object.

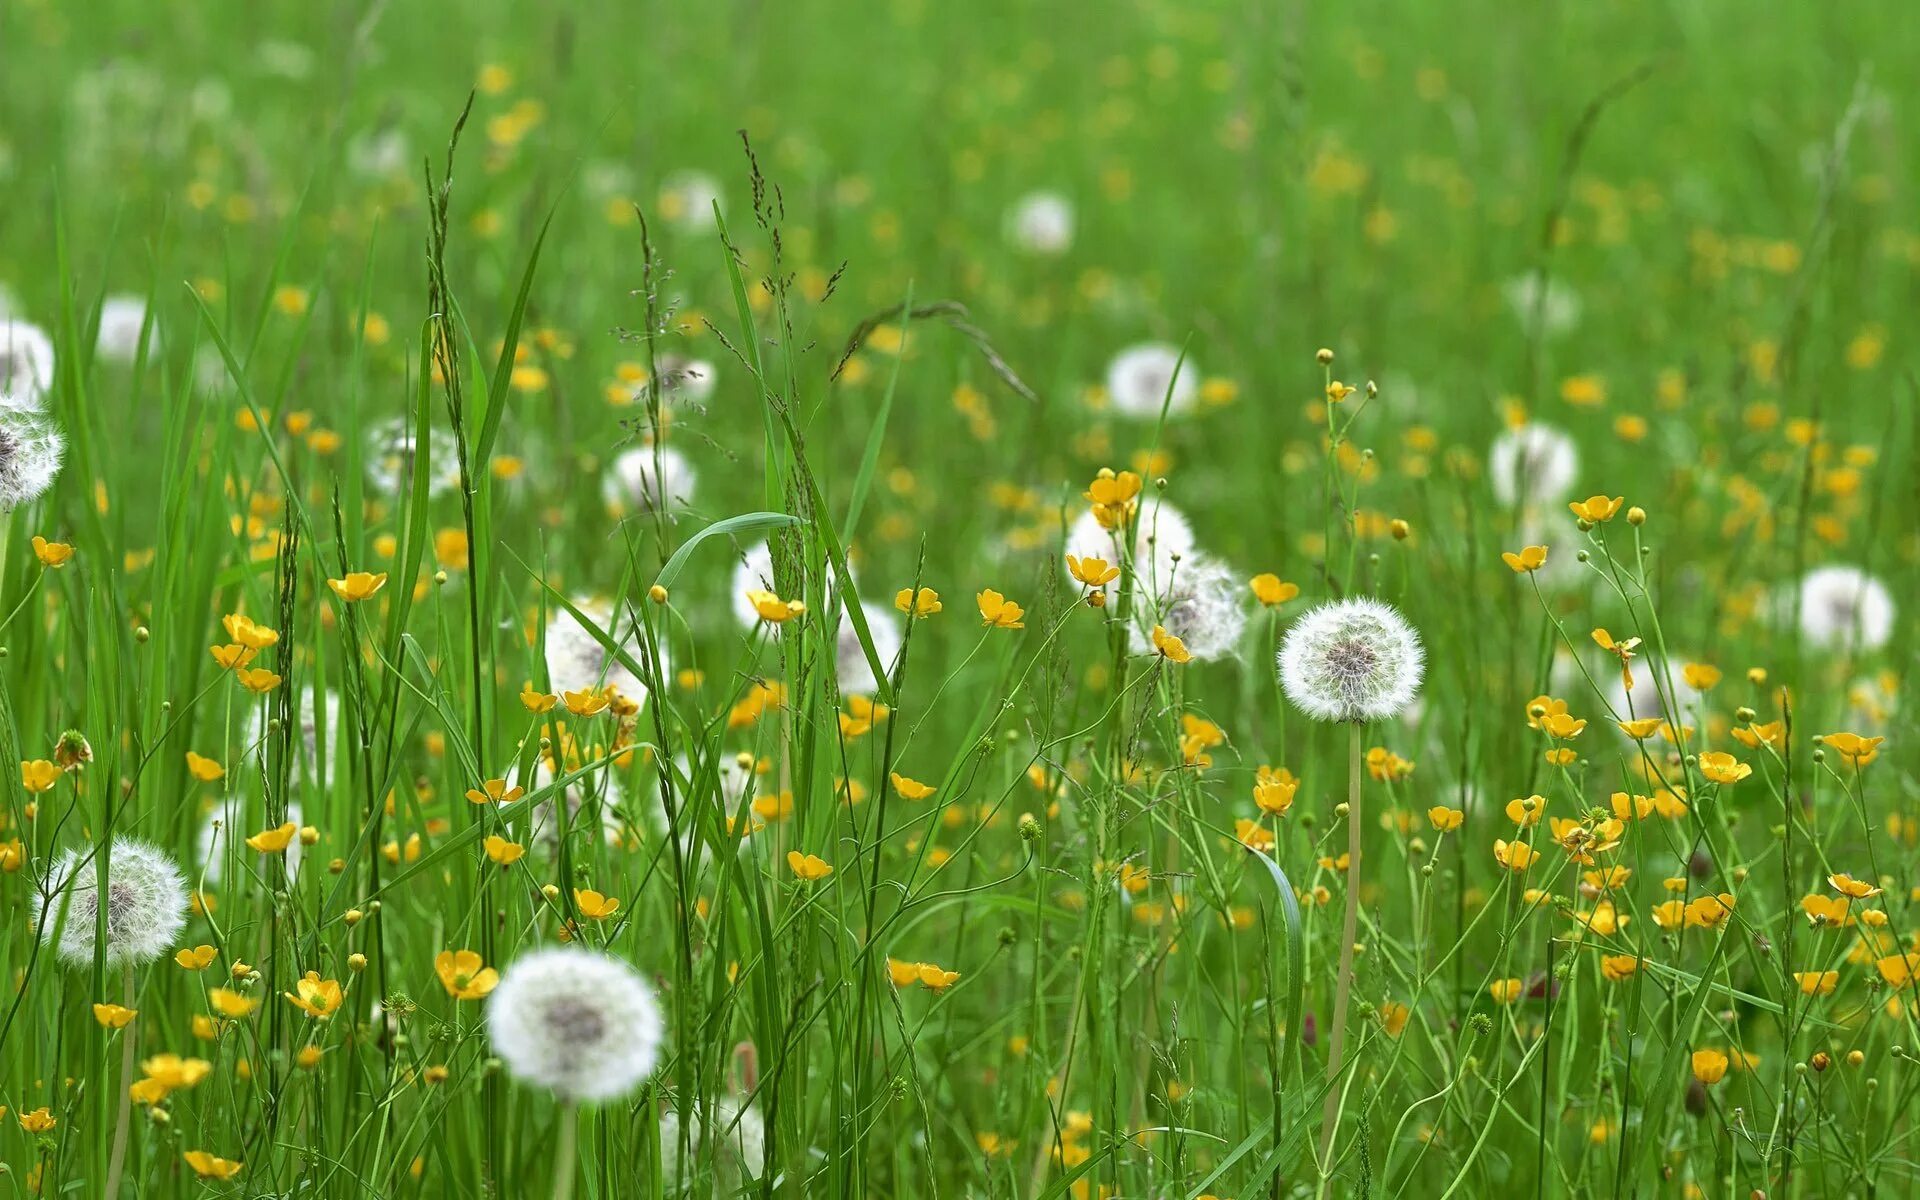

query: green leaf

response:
[652,511,803,592]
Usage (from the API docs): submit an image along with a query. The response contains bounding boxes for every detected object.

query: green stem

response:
[552,1102,578,1200]
[102,969,136,1198]
[1319,723,1364,1179]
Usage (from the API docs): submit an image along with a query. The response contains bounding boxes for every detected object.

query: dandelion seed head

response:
[37,838,188,967]
[95,294,155,364]
[659,1097,766,1187]
[1006,191,1074,256]
[730,541,777,629]
[1127,554,1246,662]
[1105,342,1198,419]
[245,688,340,788]
[1277,597,1424,722]
[602,444,695,515]
[485,946,664,1102]
[364,416,461,497]
[0,319,55,410]
[1064,499,1196,600]
[0,408,66,510]
[1487,423,1578,509]
[647,355,717,408]
[197,798,306,885]
[543,598,663,705]
[661,170,724,234]
[837,599,903,695]
[1502,272,1582,338]
[1797,565,1893,652]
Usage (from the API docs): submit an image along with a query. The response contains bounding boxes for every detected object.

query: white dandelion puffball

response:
[364,416,462,497]
[95,294,155,364]
[603,445,695,515]
[37,838,188,967]
[661,170,724,234]
[1105,342,1198,419]
[346,126,411,179]
[0,408,66,510]
[838,599,904,695]
[1488,422,1579,509]
[1006,191,1075,256]
[197,798,305,885]
[544,598,663,703]
[246,687,341,786]
[0,319,55,409]
[1064,499,1196,601]
[486,946,665,1102]
[1278,597,1425,722]
[514,758,628,857]
[659,1098,766,1187]
[1797,565,1894,652]
[730,541,778,629]
[1126,554,1247,662]
[649,355,717,408]
[1602,659,1707,733]
[1502,272,1582,338]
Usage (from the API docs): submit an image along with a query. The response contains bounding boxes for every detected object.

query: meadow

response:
[0,0,1914,1196]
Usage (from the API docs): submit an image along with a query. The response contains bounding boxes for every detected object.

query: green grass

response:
[0,1,1914,1196]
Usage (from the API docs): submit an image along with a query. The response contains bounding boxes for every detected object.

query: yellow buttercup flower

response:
[1567,495,1623,523]
[1065,555,1120,588]
[563,688,611,717]
[464,778,526,805]
[745,589,805,623]
[1697,751,1751,785]
[894,587,942,617]
[977,589,1025,629]
[19,1107,57,1133]
[1151,625,1192,663]
[890,773,936,800]
[787,851,833,881]
[245,823,297,853]
[185,751,226,782]
[93,1003,138,1028]
[176,945,218,970]
[1249,574,1299,607]
[20,759,58,793]
[1817,731,1884,767]
[31,536,74,567]
[519,684,559,713]
[283,972,343,1019]
[222,613,280,649]
[235,667,282,694]
[573,888,620,919]
[1690,1049,1729,1085]
[326,571,388,602]
[1493,839,1538,871]
[182,1150,243,1180]
[435,949,501,1000]
[1428,807,1464,832]
[209,643,257,670]
[1828,873,1881,899]
[1500,545,1549,572]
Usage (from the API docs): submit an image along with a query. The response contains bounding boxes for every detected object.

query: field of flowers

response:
[0,1,1913,1197]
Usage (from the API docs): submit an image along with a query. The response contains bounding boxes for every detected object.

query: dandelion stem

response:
[551,1102,578,1200]
[1319,722,1364,1178]
[102,969,136,1199]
